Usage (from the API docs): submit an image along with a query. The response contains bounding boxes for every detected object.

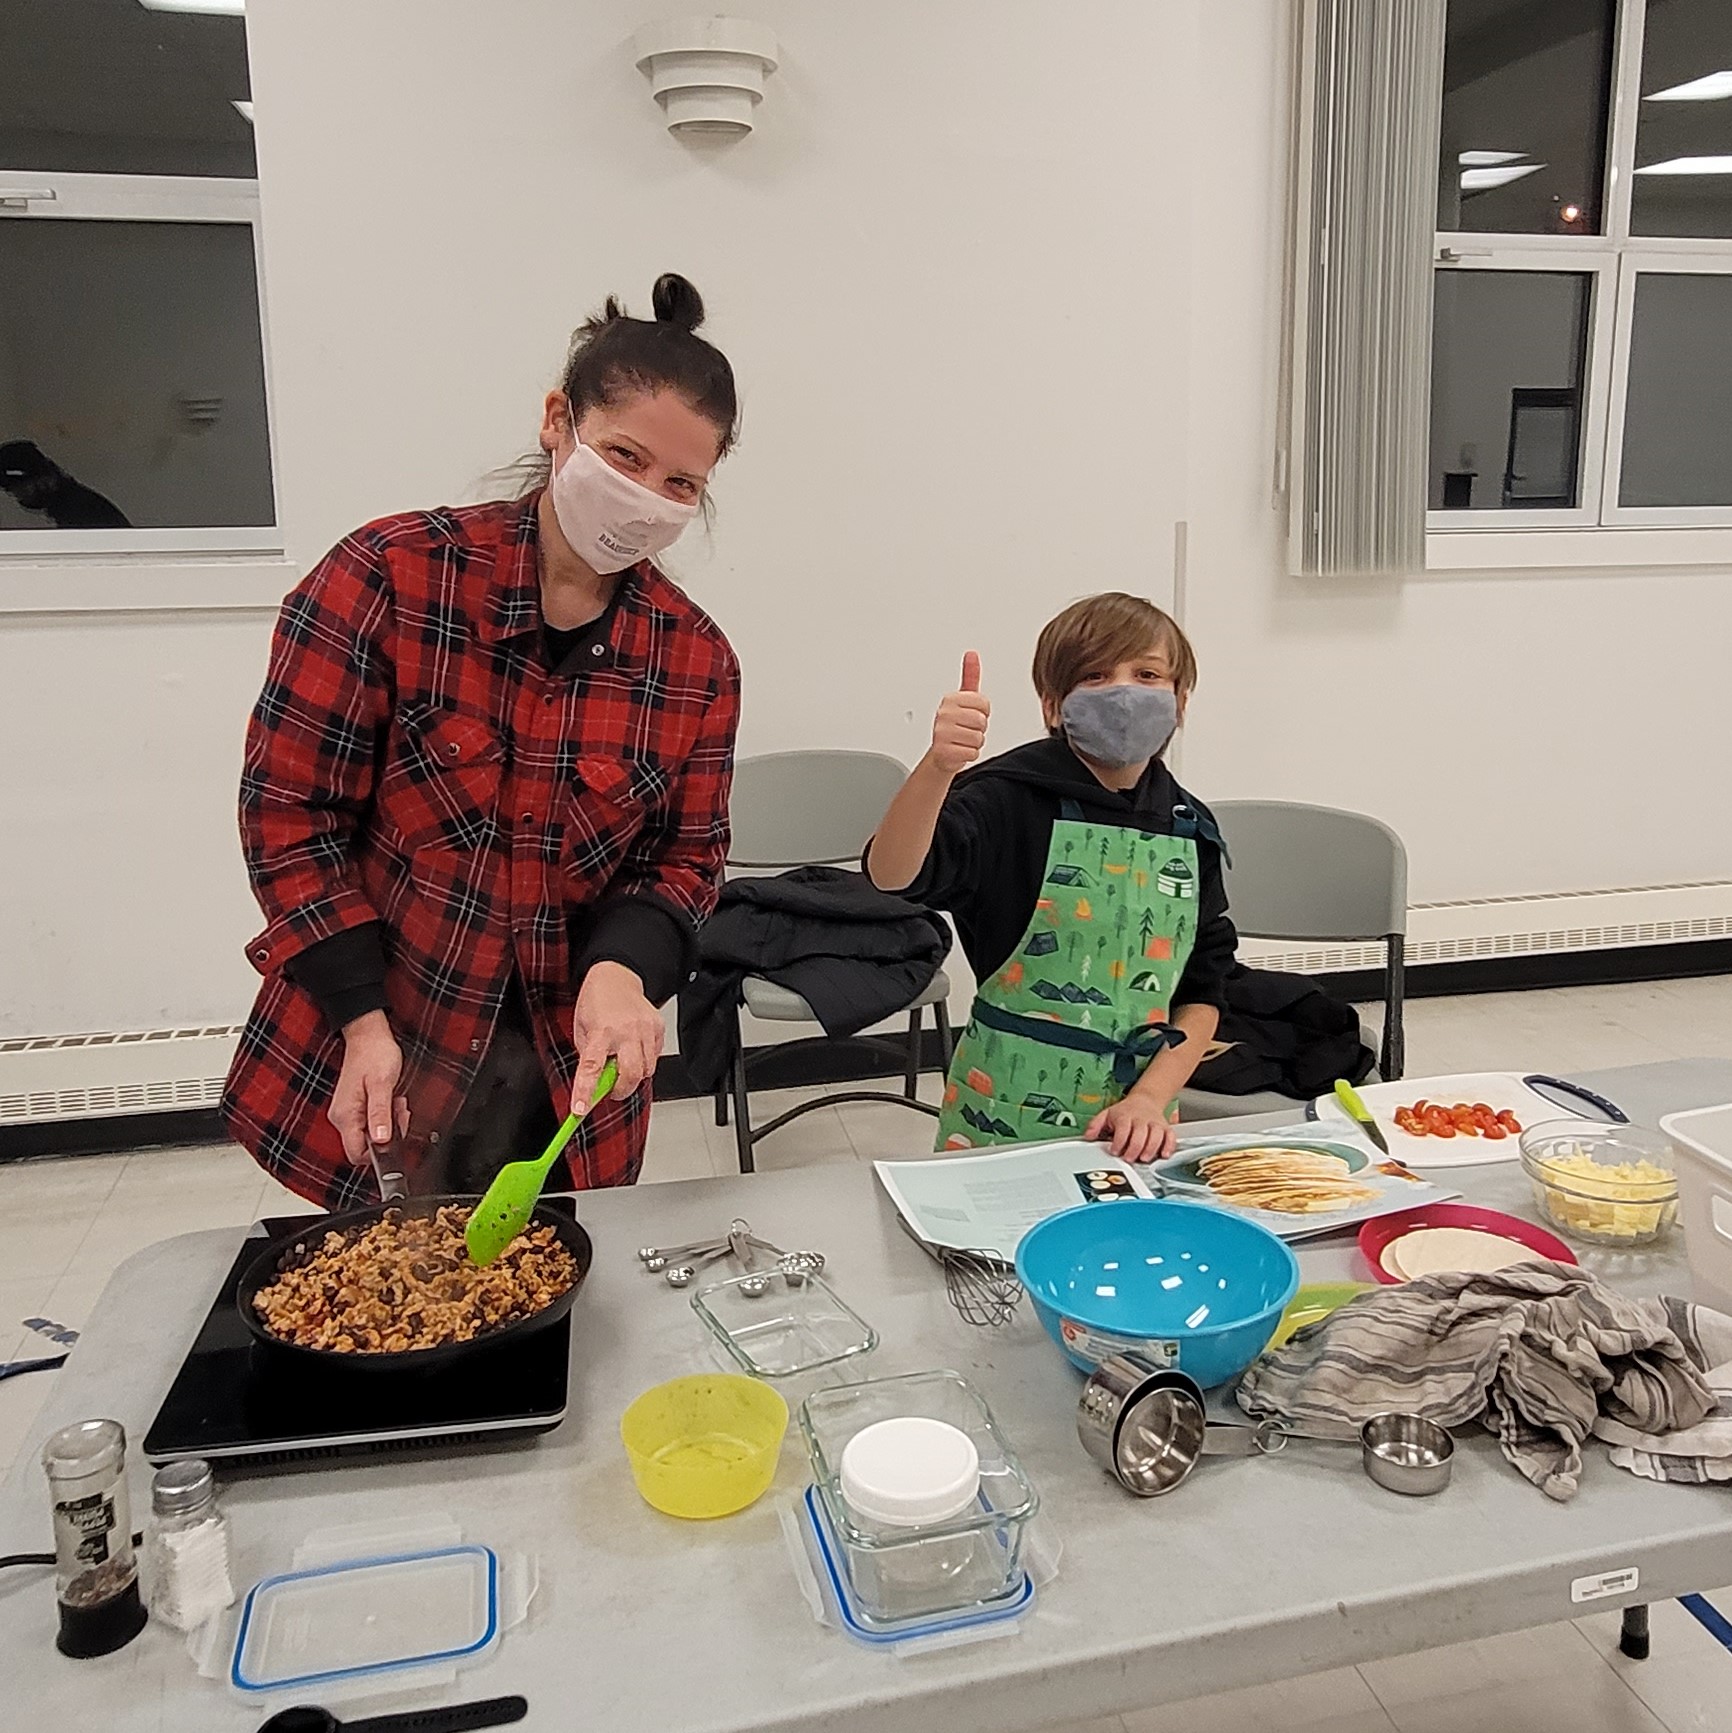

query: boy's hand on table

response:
[1085,1094,1179,1164]
[929,651,991,776]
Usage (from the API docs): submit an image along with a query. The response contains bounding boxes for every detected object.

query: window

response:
[0,0,276,552]
[1430,0,1732,540]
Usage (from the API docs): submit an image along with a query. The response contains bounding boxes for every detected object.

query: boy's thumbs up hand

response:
[931,651,991,776]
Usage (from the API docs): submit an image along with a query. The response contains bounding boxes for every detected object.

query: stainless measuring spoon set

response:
[1077,1354,1454,1499]
[637,1218,825,1295]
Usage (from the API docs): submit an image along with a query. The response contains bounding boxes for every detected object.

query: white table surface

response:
[3,1057,1730,1733]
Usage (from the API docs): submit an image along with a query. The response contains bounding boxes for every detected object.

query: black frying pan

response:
[236,1194,592,1373]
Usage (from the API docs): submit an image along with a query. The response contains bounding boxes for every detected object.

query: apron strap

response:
[970,997,1186,1091]
[1058,793,1230,868]
[1171,801,1231,868]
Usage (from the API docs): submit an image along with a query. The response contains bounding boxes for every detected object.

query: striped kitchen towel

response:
[1594,1303,1732,1485]
[1235,1264,1719,1501]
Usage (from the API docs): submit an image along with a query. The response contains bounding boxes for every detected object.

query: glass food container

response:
[1519,1120,1680,1247]
[691,1267,878,1381]
[798,1369,1038,1626]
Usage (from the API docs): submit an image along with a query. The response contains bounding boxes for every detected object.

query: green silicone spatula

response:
[465,1059,617,1268]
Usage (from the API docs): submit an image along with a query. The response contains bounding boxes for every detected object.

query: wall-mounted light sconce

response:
[632,16,779,138]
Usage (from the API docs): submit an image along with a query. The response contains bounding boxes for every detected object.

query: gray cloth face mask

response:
[1060,684,1179,769]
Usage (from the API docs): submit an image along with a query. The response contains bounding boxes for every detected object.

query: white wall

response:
[3,0,1730,1044]
[244,0,1192,755]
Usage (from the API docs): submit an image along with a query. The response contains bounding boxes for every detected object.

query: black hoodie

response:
[867,737,1237,1013]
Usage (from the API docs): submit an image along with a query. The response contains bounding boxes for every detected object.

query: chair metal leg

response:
[730,1034,755,1174]
[934,997,955,1071]
[715,1084,730,1127]
[1619,1603,1650,1660]
[1381,936,1406,1082]
[904,1007,922,1100]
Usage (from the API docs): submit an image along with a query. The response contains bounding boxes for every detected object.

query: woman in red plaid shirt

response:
[224,274,741,1208]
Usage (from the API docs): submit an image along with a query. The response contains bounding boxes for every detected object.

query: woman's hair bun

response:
[651,273,706,333]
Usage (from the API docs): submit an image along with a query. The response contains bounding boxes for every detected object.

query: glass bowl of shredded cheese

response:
[1518,1121,1679,1246]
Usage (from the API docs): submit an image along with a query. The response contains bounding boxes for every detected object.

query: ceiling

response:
[0,0,254,177]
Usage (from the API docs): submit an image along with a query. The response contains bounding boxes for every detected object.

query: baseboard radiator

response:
[1239,880,1732,976]
[0,1025,243,1127]
[4,883,1729,1127]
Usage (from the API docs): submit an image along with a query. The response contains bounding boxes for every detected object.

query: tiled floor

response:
[3,977,1730,1729]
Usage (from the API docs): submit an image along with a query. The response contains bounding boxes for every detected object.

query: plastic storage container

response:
[691,1268,877,1380]
[798,1369,1037,1625]
[1518,1120,1679,1246]
[1661,1103,1732,1315]
[230,1545,499,1697]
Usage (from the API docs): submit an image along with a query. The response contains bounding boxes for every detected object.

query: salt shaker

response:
[144,1458,234,1631]
[41,1418,148,1658]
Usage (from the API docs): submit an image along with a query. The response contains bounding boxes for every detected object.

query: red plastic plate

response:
[1357,1202,1578,1285]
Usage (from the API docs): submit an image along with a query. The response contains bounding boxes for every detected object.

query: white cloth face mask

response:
[547,433,698,574]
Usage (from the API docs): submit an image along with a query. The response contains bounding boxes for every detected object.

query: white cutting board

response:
[1309,1071,1626,1168]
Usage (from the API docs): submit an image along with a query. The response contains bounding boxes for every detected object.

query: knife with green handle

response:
[1333,1078,1391,1155]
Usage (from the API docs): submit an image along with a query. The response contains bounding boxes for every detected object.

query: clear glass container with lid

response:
[798,1369,1038,1625]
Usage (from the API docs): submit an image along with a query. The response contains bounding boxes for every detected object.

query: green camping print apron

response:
[936,802,1201,1150]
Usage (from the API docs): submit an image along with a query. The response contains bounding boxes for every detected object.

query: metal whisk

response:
[938,1247,1024,1327]
[897,1218,1022,1327]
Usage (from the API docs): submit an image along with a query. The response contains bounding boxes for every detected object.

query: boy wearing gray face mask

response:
[866,593,1237,1163]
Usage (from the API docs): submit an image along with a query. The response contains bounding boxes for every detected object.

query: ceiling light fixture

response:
[1461,162,1546,191]
[1634,155,1732,175]
[232,99,254,122]
[1645,69,1732,102]
[139,1,245,13]
[1458,150,1525,166]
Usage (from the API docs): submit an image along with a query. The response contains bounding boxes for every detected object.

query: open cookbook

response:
[873,1127,1459,1256]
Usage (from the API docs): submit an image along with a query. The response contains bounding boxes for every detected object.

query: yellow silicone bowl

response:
[620,1373,789,1519]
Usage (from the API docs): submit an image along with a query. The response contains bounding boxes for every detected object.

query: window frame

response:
[1601,251,1732,526]
[1426,0,1732,562]
[1426,242,1618,530]
[0,170,282,559]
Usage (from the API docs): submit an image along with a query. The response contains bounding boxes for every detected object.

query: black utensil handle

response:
[1523,1074,1629,1124]
[0,1353,68,1383]
[349,1696,528,1733]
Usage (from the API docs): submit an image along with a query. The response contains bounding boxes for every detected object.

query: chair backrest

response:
[1211,800,1408,941]
[727,750,910,868]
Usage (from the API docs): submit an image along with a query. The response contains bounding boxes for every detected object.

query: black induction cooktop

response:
[143,1209,571,1471]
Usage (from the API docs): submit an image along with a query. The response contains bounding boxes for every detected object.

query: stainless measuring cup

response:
[1077,1354,1453,1497]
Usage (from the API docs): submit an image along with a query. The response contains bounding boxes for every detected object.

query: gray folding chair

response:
[715,750,954,1172]
[1177,800,1407,1121]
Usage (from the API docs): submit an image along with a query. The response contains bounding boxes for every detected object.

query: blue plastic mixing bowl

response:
[1015,1200,1300,1386]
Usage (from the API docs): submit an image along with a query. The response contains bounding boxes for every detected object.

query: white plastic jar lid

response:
[839,1416,981,1528]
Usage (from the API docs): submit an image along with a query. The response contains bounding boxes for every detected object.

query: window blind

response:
[1282,0,1447,576]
